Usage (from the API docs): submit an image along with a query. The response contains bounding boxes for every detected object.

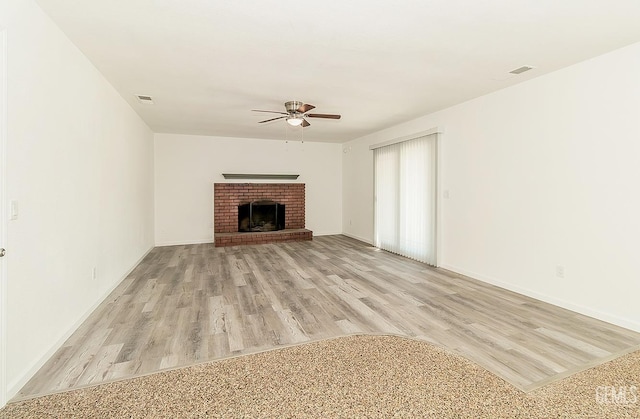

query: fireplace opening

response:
[238,200,285,232]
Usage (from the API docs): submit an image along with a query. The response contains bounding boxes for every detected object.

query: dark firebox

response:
[238,200,285,232]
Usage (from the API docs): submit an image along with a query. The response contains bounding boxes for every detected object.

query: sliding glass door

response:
[373,134,437,265]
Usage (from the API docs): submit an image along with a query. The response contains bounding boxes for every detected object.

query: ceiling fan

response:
[252,101,341,127]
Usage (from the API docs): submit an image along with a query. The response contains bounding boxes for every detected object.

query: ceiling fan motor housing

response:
[285,101,304,114]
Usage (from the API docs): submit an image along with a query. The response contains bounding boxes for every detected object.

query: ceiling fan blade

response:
[258,116,287,123]
[306,113,341,119]
[302,119,310,128]
[252,109,288,115]
[297,103,316,113]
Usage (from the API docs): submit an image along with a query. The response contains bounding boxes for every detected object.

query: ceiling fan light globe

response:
[286,117,304,126]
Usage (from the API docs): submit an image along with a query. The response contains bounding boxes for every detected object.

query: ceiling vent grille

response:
[135,94,154,104]
[509,65,535,75]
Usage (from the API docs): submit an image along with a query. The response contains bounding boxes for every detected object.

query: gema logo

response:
[595,385,638,405]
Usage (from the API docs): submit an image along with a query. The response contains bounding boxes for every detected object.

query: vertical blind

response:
[373,134,437,265]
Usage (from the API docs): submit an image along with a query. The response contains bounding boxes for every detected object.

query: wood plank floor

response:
[16,235,640,399]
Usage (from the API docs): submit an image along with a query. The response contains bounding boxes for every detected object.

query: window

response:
[373,133,437,265]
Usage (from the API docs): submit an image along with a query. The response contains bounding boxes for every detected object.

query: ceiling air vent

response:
[509,65,535,75]
[135,94,154,105]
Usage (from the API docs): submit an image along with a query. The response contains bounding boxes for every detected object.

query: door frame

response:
[0,27,8,407]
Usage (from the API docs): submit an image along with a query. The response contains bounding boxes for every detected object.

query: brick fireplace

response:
[213,183,313,247]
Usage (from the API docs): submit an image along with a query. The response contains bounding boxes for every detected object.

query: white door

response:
[0,28,8,407]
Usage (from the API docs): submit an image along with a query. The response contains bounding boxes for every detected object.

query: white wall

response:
[1,0,155,399]
[343,41,640,332]
[154,134,342,245]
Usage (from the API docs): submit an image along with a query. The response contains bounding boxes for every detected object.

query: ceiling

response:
[35,0,640,143]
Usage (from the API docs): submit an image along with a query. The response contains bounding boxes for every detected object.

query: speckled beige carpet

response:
[2,335,639,418]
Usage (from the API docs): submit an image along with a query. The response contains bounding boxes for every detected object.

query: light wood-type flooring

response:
[16,235,640,399]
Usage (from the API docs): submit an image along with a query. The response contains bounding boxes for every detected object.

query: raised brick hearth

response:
[214,229,312,247]
[214,183,312,247]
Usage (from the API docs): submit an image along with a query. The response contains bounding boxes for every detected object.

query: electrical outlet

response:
[556,265,565,278]
[92,267,98,281]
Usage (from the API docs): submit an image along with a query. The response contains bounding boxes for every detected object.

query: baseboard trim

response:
[155,239,214,247]
[312,231,343,237]
[440,263,640,333]
[7,245,155,399]
[341,232,374,245]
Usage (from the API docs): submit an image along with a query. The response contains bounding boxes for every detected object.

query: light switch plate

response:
[9,200,18,220]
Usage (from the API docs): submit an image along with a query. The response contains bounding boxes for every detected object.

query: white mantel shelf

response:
[221,173,300,180]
